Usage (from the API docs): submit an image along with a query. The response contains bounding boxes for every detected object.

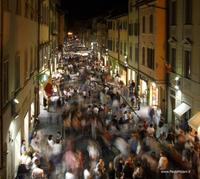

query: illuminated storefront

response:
[119,65,127,85]
[139,79,148,104]
[24,112,29,148]
[150,82,159,106]
[127,69,136,83]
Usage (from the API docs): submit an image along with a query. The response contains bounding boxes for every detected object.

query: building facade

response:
[0,0,62,178]
[131,0,167,114]
[107,14,129,85]
[168,0,200,134]
[0,0,3,178]
[127,0,139,89]
[39,0,50,75]
[96,17,108,65]
[1,0,39,178]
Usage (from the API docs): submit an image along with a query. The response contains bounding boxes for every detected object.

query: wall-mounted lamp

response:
[151,82,156,87]
[14,113,19,119]
[174,76,181,90]
[13,98,19,104]
[175,85,179,90]
[175,77,179,81]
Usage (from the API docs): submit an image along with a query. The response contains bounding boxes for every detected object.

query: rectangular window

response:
[108,21,112,29]
[142,16,145,33]
[107,40,112,51]
[24,49,29,80]
[128,23,133,36]
[30,0,34,20]
[171,48,176,72]
[171,0,177,25]
[147,48,155,69]
[25,0,29,17]
[40,4,43,23]
[30,47,33,73]
[15,53,21,90]
[120,42,123,54]
[16,0,22,15]
[34,0,38,21]
[142,47,145,65]
[34,46,37,70]
[129,1,133,12]
[124,42,126,56]
[2,60,9,105]
[116,41,119,52]
[135,46,139,63]
[113,39,115,52]
[134,22,139,36]
[123,21,127,30]
[129,45,133,61]
[112,22,115,30]
[184,0,192,24]
[4,0,11,11]
[149,15,153,33]
[184,50,191,78]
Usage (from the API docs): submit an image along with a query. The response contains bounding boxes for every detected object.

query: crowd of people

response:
[16,44,200,179]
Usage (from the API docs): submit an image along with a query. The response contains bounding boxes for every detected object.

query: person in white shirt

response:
[52,139,62,156]
[93,106,99,114]
[31,159,45,179]
[83,168,91,179]
[65,169,76,179]
[47,135,54,148]
[20,152,32,170]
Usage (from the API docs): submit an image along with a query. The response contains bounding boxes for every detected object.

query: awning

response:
[188,112,200,131]
[173,102,191,117]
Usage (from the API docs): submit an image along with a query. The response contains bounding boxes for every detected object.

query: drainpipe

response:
[136,3,140,98]
[37,0,41,116]
[117,20,120,76]
[0,0,3,169]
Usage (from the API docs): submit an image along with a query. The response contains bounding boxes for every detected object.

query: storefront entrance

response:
[119,67,127,85]
[150,82,159,106]
[24,112,29,148]
[139,79,148,104]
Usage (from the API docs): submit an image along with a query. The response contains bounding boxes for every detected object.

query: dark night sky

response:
[60,0,128,21]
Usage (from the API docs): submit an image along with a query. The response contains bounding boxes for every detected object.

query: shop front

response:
[23,112,29,148]
[108,56,118,77]
[6,120,21,179]
[127,68,136,83]
[119,65,127,85]
[102,54,108,67]
[188,112,200,137]
[173,102,191,131]
[139,79,148,104]
[149,82,159,106]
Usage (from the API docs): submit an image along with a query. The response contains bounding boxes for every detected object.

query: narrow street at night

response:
[0,0,200,179]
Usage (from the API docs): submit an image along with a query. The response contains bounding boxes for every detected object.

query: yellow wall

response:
[58,14,65,45]
[2,1,39,178]
[155,0,166,81]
